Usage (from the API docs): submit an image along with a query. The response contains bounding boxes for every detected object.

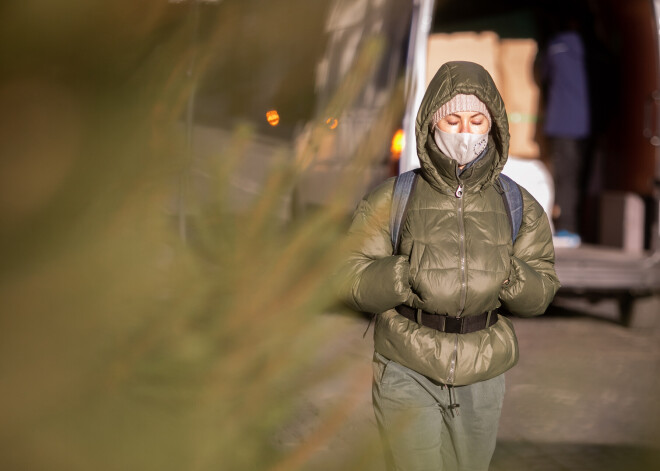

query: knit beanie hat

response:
[432,94,491,131]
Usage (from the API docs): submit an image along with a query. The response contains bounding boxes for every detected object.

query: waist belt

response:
[395,305,498,334]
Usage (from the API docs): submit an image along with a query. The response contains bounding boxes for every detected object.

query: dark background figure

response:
[540,11,591,241]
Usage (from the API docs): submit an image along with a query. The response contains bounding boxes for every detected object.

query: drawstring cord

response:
[363,313,376,338]
[436,385,460,418]
[448,385,460,417]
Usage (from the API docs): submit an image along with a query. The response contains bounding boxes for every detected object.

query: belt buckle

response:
[445,315,462,333]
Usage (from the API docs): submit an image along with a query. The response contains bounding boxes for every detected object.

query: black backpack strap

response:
[498,173,523,242]
[390,169,419,254]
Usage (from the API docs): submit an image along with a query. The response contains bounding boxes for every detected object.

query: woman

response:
[339,61,559,470]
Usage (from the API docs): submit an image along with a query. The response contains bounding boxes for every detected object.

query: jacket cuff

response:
[352,255,412,313]
[500,256,554,316]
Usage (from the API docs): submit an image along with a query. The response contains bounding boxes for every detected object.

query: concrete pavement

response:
[284,296,660,470]
[493,296,660,470]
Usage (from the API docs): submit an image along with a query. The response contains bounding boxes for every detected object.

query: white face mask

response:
[433,128,488,166]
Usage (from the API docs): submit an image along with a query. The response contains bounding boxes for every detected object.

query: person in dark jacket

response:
[541,19,591,244]
[338,61,560,470]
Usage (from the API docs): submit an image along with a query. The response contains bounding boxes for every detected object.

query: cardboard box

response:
[498,39,541,159]
[426,32,501,88]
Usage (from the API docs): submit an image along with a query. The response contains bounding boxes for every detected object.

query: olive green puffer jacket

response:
[339,61,560,385]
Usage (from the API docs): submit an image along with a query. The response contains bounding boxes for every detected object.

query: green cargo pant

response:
[372,352,505,471]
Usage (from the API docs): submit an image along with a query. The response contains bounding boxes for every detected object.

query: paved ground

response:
[282,295,660,470]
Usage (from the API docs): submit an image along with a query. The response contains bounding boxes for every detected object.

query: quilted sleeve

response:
[499,188,560,316]
[336,179,413,314]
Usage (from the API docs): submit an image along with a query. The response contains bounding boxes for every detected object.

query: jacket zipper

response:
[455,183,467,314]
[448,181,466,385]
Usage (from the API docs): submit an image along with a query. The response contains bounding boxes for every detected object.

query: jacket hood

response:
[416,61,510,191]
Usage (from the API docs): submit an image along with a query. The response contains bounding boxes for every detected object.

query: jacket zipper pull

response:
[455,184,463,198]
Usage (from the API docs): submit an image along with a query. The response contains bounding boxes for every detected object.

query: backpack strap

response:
[498,173,523,242]
[390,169,419,254]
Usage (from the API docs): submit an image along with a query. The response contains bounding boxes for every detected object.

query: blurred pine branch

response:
[0,1,402,470]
